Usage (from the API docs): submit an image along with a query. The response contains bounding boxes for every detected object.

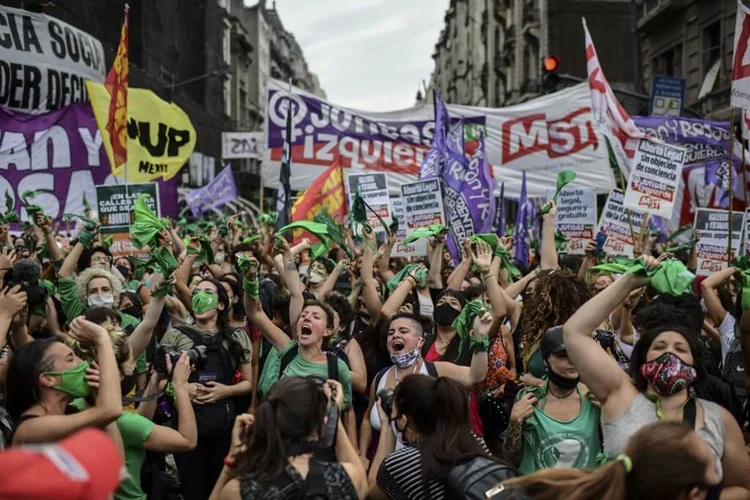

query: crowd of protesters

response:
[0,195,748,500]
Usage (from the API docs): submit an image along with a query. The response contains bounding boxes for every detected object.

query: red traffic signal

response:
[542,56,560,73]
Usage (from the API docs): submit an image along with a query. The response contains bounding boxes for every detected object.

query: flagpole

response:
[729,106,735,263]
[259,174,264,212]
[123,3,131,232]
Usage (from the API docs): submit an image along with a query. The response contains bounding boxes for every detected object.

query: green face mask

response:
[43,361,91,398]
[192,290,219,315]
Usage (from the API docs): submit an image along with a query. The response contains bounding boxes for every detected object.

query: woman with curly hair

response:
[520,270,591,385]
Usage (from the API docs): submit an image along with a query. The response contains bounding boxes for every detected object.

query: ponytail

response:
[503,461,627,500]
[240,399,287,484]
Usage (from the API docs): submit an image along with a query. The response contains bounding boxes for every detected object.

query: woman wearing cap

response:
[562,255,750,497]
[501,326,601,473]
[5,317,122,445]
[502,420,721,500]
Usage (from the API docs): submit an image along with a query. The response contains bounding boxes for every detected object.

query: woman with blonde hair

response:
[501,420,721,500]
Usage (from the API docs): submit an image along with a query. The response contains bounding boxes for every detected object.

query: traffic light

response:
[541,56,561,94]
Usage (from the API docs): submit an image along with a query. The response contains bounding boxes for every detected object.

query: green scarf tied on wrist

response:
[236,253,255,275]
[732,256,750,311]
[130,194,169,249]
[493,245,522,281]
[402,224,448,245]
[21,191,45,224]
[0,191,19,224]
[64,213,99,249]
[186,237,214,264]
[146,247,178,297]
[540,170,577,215]
[451,298,490,356]
[386,263,428,292]
[626,259,695,296]
[128,256,148,281]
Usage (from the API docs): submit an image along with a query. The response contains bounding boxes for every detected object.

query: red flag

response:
[105,6,129,173]
[290,164,346,242]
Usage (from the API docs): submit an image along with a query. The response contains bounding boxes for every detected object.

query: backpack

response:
[175,326,237,437]
[372,361,438,391]
[445,457,524,500]
[279,344,340,382]
[722,335,746,399]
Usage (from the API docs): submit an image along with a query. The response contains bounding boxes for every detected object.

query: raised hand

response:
[471,240,493,272]
[0,285,27,318]
[471,309,493,338]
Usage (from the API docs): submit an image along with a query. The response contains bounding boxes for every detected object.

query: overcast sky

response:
[248,0,448,111]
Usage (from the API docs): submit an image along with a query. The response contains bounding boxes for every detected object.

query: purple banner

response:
[0,103,178,224]
[185,164,238,216]
[633,116,731,166]
[419,92,449,181]
[513,171,530,270]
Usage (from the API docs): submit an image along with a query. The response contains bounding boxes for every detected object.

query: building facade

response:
[636,0,739,120]
[426,0,635,108]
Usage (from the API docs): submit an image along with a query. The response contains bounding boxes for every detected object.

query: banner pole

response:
[729,106,735,263]
[617,167,637,253]
[259,173,264,213]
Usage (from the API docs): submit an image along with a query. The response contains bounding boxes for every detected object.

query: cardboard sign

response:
[694,208,744,276]
[598,188,645,257]
[400,179,446,253]
[550,186,597,255]
[390,196,426,256]
[623,140,685,219]
[345,172,391,233]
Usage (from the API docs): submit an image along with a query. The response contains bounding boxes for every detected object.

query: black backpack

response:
[279,344,340,382]
[174,326,237,437]
[722,334,746,400]
[446,457,524,500]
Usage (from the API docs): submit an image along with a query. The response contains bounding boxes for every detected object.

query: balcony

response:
[695,84,731,121]
[636,0,691,32]
[522,3,540,39]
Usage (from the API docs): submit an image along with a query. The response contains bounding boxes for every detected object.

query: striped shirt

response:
[376,434,489,500]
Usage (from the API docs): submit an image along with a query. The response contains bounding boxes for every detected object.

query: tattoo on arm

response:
[500,421,524,466]
[285,261,296,271]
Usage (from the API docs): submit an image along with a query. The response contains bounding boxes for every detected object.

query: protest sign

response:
[400,179,446,251]
[345,172,391,232]
[105,232,150,260]
[96,183,159,232]
[0,103,177,225]
[623,140,685,219]
[264,79,614,199]
[390,196,426,256]
[0,5,106,114]
[549,186,597,255]
[694,208,744,276]
[185,165,238,216]
[597,189,644,257]
[87,82,196,182]
[222,132,263,159]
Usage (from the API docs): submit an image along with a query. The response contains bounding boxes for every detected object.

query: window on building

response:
[224,75,232,117]
[651,44,682,77]
[223,20,232,65]
[702,21,721,79]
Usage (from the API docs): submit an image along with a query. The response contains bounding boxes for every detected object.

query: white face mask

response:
[215,252,226,265]
[308,269,326,284]
[418,293,434,320]
[88,293,115,307]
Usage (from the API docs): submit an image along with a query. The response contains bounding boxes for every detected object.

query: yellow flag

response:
[86,81,196,182]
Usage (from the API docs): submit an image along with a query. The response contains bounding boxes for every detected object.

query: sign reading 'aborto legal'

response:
[623,140,685,219]
[0,5,106,114]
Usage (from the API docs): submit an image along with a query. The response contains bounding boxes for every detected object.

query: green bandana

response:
[21,190,44,223]
[469,234,498,248]
[732,256,750,311]
[451,299,489,355]
[386,263,428,292]
[540,170,577,215]
[493,245,521,281]
[585,262,630,281]
[242,235,261,245]
[186,237,214,264]
[626,259,695,296]
[402,224,448,245]
[130,194,169,249]
[313,207,352,259]
[0,191,18,224]
[258,213,277,227]
[146,247,178,297]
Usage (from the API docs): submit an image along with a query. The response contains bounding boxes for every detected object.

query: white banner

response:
[0,5,106,113]
[400,179,446,251]
[549,186,597,255]
[732,0,750,110]
[390,196,426,256]
[623,140,685,219]
[263,79,615,199]
[221,131,263,159]
[694,208,744,276]
[598,188,645,257]
[345,172,391,233]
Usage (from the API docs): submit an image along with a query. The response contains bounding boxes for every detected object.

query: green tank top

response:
[518,380,602,474]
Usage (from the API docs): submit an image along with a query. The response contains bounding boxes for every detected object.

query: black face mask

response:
[116,265,131,281]
[546,362,579,391]
[434,303,461,326]
[121,306,142,320]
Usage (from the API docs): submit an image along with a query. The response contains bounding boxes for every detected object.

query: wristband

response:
[622,302,635,309]
[243,276,259,299]
[223,456,237,469]
[469,335,490,353]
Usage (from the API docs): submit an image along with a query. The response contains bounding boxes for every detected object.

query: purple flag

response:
[648,214,668,244]
[513,171,530,270]
[441,130,495,264]
[495,182,505,237]
[0,103,178,224]
[185,164,238,216]
[419,93,449,180]
[704,158,741,209]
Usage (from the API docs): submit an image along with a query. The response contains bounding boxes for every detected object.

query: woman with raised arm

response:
[562,255,750,498]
